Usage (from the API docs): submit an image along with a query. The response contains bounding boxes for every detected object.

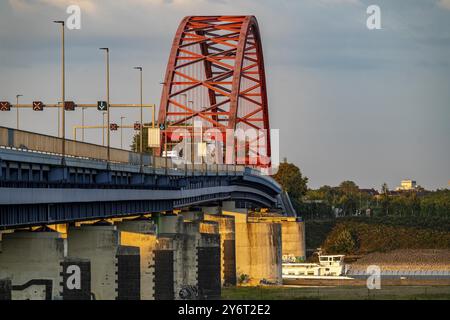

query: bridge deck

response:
[0,127,287,229]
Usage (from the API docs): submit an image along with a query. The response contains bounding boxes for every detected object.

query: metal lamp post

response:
[16,94,23,130]
[188,100,194,170]
[100,48,110,161]
[53,20,65,155]
[102,112,107,146]
[133,67,143,153]
[81,106,87,141]
[133,67,143,165]
[120,116,126,149]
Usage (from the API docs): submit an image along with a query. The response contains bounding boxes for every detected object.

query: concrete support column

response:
[184,220,221,300]
[0,229,65,300]
[157,214,221,300]
[67,222,140,300]
[116,246,140,300]
[281,219,306,262]
[235,221,282,285]
[203,212,237,286]
[221,211,283,286]
[153,237,175,300]
[116,218,157,300]
[157,215,185,300]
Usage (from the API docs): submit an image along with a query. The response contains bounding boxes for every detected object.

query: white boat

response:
[282,254,353,280]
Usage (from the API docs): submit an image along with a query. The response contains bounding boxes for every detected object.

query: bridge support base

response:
[116,218,157,300]
[0,229,65,300]
[202,211,237,286]
[158,214,221,300]
[67,222,140,300]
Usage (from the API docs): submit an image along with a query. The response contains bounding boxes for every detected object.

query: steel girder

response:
[158,16,271,167]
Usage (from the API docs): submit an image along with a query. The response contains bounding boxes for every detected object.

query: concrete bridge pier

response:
[280,218,306,262]
[235,219,282,285]
[116,218,158,300]
[199,208,237,287]
[0,228,65,300]
[221,202,283,285]
[248,216,306,262]
[157,214,221,300]
[156,214,186,300]
[153,237,175,300]
[185,220,221,299]
[67,221,141,300]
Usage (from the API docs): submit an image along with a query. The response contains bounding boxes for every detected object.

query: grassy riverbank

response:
[222,285,450,300]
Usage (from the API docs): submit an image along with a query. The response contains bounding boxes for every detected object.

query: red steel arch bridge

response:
[0,16,293,228]
[158,16,271,167]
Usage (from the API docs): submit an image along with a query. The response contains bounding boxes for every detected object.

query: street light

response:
[133,67,143,154]
[102,112,107,146]
[159,81,168,172]
[16,94,23,130]
[53,20,65,155]
[100,47,110,161]
[180,94,187,168]
[120,116,126,149]
[188,100,194,169]
[81,106,87,142]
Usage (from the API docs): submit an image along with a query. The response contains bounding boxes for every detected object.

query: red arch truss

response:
[158,16,271,167]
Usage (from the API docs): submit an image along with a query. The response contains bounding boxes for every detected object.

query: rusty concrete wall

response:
[117,219,157,300]
[281,220,306,261]
[153,237,175,300]
[235,221,282,285]
[0,230,65,300]
[182,221,221,299]
[66,224,119,300]
[204,213,236,286]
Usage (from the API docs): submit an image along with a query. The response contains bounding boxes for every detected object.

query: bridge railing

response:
[0,126,151,165]
[0,126,251,175]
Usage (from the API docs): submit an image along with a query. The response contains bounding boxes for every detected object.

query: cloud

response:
[437,0,450,10]
[8,0,96,13]
[7,0,205,13]
[315,0,360,5]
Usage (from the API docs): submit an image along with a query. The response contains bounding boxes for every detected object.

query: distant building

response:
[396,179,417,191]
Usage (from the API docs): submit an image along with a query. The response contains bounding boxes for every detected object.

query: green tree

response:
[339,180,359,195]
[379,182,390,216]
[335,181,360,216]
[325,228,358,254]
[131,123,154,154]
[272,159,308,202]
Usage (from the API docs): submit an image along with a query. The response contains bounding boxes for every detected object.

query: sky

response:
[0,0,449,190]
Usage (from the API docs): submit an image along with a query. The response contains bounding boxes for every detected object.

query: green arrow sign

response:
[97,101,108,111]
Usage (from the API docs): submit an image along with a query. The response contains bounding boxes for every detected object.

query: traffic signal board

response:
[0,102,11,111]
[159,123,165,130]
[97,101,108,111]
[134,122,141,131]
[148,128,161,148]
[110,123,118,131]
[32,101,44,111]
[64,101,76,111]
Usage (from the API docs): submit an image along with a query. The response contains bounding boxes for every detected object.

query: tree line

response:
[272,160,450,220]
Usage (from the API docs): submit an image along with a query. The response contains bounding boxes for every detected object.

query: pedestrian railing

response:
[0,126,250,176]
